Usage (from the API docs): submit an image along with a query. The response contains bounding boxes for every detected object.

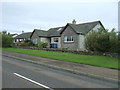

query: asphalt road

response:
[2,55,118,88]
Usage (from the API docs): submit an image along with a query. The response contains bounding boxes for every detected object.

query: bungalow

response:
[14,32,32,43]
[30,27,64,48]
[30,20,105,51]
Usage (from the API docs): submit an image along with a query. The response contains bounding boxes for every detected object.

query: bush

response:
[109,29,118,53]
[15,39,34,47]
[24,39,31,43]
[19,42,29,47]
[0,35,2,47]
[85,28,118,53]
[38,42,48,48]
[2,34,13,47]
[118,33,120,54]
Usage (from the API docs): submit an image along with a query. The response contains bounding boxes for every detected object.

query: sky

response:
[1,0,119,34]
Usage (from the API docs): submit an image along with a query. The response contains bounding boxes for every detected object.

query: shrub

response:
[38,42,48,48]
[85,28,118,53]
[24,39,31,43]
[2,34,13,47]
[19,42,29,47]
[109,29,118,53]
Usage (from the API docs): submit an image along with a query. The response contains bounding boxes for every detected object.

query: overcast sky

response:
[1,0,119,34]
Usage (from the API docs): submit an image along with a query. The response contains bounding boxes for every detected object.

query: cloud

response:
[1,0,119,3]
[2,1,118,33]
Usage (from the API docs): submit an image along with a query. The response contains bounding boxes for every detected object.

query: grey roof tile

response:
[15,32,32,39]
[47,26,64,37]
[66,21,102,34]
[26,21,104,38]
[34,29,48,37]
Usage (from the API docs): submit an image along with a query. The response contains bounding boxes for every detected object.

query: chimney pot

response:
[72,19,76,24]
[22,31,24,33]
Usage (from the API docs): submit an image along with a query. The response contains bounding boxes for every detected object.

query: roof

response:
[30,20,104,38]
[31,27,65,37]
[30,29,48,38]
[10,33,18,36]
[15,32,32,39]
[47,26,64,37]
[60,21,104,35]
[34,29,48,37]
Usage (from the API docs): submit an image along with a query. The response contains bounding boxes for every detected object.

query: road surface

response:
[2,55,118,88]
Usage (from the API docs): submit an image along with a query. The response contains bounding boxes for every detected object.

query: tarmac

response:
[2,50,119,84]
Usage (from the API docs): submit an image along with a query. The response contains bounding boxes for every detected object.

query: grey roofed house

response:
[30,29,48,38]
[60,21,104,35]
[14,32,32,43]
[31,21,103,38]
[30,20,105,51]
[15,32,32,39]
[30,27,65,38]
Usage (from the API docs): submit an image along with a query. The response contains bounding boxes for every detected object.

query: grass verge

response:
[2,48,119,69]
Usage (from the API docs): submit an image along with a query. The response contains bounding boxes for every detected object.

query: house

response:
[9,33,18,38]
[14,32,32,43]
[30,20,105,51]
[30,29,49,45]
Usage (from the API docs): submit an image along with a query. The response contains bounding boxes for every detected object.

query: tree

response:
[2,31,7,35]
[94,28,110,52]
[109,28,118,53]
[2,34,13,47]
[84,30,97,51]
[118,32,120,54]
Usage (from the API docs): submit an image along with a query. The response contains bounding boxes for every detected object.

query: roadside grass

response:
[2,48,119,69]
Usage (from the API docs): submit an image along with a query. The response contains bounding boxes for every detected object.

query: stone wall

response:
[17,47,118,58]
[61,26,79,51]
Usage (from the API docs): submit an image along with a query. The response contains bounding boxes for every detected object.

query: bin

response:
[54,44,57,48]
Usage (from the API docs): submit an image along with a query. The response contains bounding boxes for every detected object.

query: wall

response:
[78,35,86,51]
[31,32,40,44]
[41,37,49,42]
[61,26,79,51]
[20,47,118,58]
[51,37,61,48]
[41,37,50,47]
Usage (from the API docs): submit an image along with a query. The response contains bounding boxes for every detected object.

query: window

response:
[54,38,59,42]
[32,38,38,44]
[64,36,74,42]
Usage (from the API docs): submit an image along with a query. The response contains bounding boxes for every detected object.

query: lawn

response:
[3,48,119,69]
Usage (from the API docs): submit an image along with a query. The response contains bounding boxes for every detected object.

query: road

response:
[2,55,118,88]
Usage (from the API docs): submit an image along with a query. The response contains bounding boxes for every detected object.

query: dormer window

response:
[57,28,62,31]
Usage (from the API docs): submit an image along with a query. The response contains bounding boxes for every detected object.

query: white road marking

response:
[14,73,53,90]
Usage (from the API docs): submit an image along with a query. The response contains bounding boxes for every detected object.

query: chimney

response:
[72,19,76,24]
[22,31,24,33]
[8,32,10,35]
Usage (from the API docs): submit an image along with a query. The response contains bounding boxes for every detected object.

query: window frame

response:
[54,38,59,42]
[64,36,74,42]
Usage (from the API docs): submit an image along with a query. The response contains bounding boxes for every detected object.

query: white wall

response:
[40,37,50,47]
[78,35,86,51]
[51,37,61,48]
[41,37,49,42]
